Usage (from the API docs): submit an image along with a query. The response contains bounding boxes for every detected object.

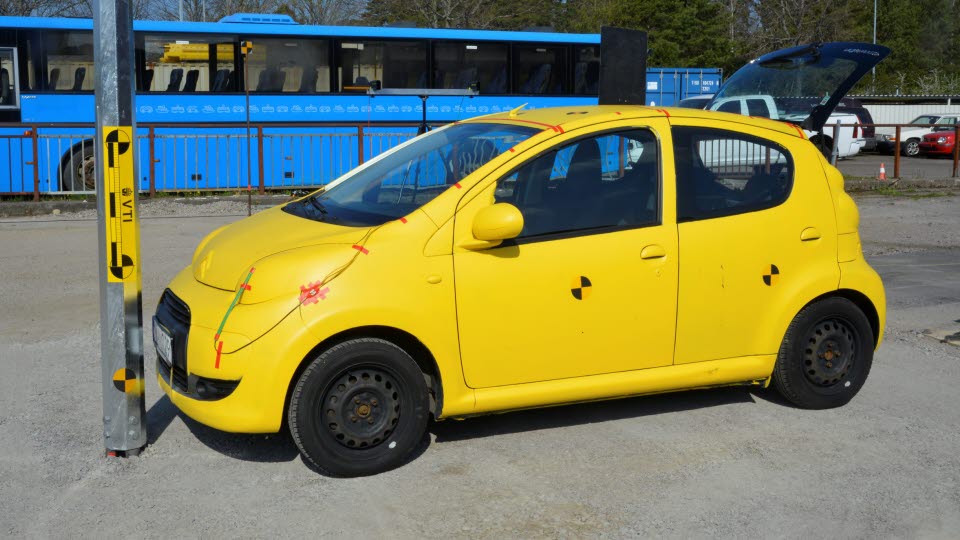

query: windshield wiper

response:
[309,197,329,215]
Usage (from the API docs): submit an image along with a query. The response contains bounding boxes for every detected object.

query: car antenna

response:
[509,103,528,117]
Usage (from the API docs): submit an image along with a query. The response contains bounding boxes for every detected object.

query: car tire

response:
[288,338,430,477]
[58,143,96,191]
[772,297,874,410]
[902,138,920,157]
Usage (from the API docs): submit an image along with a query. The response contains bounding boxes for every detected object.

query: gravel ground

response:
[0,192,958,538]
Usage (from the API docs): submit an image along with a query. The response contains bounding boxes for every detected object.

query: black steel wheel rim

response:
[320,366,402,449]
[802,317,857,387]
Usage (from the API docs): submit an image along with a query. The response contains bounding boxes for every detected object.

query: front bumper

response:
[152,271,310,434]
[919,142,954,155]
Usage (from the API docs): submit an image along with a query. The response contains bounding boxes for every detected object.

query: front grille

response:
[156,289,191,393]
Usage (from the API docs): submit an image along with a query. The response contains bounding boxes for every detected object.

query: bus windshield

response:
[283,123,537,226]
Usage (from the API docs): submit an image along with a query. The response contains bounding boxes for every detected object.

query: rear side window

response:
[716,100,741,114]
[673,126,793,222]
[746,98,772,118]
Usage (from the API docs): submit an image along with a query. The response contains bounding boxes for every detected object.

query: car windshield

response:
[912,115,941,125]
[712,47,860,126]
[283,122,537,226]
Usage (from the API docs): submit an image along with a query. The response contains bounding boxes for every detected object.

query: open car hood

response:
[709,42,890,132]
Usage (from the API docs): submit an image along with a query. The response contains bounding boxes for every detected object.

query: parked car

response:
[676,94,712,109]
[876,114,960,156]
[835,97,876,151]
[707,94,866,158]
[153,41,889,476]
[919,127,957,157]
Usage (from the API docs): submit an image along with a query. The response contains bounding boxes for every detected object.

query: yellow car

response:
[153,43,888,476]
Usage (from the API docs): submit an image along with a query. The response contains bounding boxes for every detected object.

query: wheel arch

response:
[805,289,881,347]
[283,325,444,425]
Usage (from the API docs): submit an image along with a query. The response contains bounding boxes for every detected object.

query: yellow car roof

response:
[469,105,805,139]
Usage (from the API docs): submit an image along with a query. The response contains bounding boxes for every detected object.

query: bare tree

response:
[285,0,365,25]
[1,0,90,17]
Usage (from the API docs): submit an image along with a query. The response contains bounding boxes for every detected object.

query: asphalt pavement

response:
[0,194,958,538]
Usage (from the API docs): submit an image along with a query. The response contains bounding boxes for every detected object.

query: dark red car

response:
[919,129,956,157]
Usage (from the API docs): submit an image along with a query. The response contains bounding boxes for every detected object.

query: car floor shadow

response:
[179,415,300,463]
[431,386,757,443]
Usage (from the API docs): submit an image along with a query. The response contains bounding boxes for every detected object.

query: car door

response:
[452,121,678,388]
[671,119,838,364]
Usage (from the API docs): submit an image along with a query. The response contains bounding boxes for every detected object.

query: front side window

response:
[44,31,94,91]
[141,35,237,92]
[514,44,567,95]
[494,129,660,240]
[433,42,508,93]
[283,123,536,226]
[911,115,939,125]
[673,126,793,222]
[338,40,426,91]
[244,38,329,93]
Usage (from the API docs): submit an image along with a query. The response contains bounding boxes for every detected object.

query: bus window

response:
[514,44,567,95]
[44,31,94,91]
[338,40,426,92]
[433,42,508,94]
[244,38,330,93]
[141,35,236,92]
[574,45,599,95]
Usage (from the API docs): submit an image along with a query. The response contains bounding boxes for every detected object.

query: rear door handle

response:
[640,244,667,259]
[800,227,821,241]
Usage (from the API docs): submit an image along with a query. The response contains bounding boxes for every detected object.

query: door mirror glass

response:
[473,203,524,242]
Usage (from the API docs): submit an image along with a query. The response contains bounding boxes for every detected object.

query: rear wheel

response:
[902,138,920,157]
[59,144,96,191]
[288,338,430,477]
[772,297,874,409]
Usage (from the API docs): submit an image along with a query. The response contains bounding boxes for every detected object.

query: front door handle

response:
[800,227,822,241]
[640,244,667,259]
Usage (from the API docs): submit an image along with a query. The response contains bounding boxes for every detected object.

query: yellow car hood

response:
[192,205,369,291]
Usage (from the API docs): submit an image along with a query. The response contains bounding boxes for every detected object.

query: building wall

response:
[864,103,960,125]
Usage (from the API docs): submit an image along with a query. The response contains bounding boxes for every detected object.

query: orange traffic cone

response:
[878,162,886,181]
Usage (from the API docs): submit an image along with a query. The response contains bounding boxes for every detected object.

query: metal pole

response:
[94,0,147,457]
[872,0,877,84]
[243,41,252,216]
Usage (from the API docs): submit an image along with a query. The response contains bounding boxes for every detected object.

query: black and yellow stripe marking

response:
[762,264,780,286]
[241,41,254,56]
[571,276,592,300]
[112,368,141,394]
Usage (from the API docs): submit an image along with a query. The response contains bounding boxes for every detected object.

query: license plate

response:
[153,318,173,366]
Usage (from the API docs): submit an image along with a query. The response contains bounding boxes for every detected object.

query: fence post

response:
[830,121,840,166]
[894,126,901,179]
[953,126,959,179]
[358,125,365,166]
[148,126,156,196]
[30,126,40,202]
[257,125,265,194]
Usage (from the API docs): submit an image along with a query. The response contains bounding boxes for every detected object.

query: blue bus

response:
[0,14,721,194]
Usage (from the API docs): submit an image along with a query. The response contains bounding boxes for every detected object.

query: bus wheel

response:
[59,144,96,191]
[288,338,430,477]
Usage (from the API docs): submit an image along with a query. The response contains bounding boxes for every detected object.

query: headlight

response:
[878,134,890,141]
[937,136,948,144]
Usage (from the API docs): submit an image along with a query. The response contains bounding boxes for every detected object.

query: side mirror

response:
[468,203,524,248]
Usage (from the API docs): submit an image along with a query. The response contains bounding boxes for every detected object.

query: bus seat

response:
[48,68,61,90]
[256,69,271,91]
[166,68,183,92]
[182,69,200,92]
[273,70,287,92]
[143,69,155,91]
[0,69,9,104]
[72,67,87,91]
[212,69,230,91]
[453,67,478,89]
[520,64,551,94]
[354,76,369,87]
[487,67,507,94]
[299,68,318,93]
[585,62,599,94]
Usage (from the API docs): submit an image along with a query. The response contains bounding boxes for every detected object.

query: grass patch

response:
[873,186,949,199]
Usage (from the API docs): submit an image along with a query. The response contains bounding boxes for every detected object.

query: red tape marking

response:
[509,147,516,153]
[615,111,622,115]
[454,182,462,189]
[656,108,671,118]
[214,340,224,369]
[792,124,806,138]
[242,284,252,291]
[502,118,561,131]
[399,216,408,224]
[299,281,330,305]
[352,244,370,254]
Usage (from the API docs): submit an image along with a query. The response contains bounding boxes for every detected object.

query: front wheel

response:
[59,143,96,191]
[772,297,875,409]
[288,338,430,477]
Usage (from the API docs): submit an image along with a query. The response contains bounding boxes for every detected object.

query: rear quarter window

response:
[673,126,794,222]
